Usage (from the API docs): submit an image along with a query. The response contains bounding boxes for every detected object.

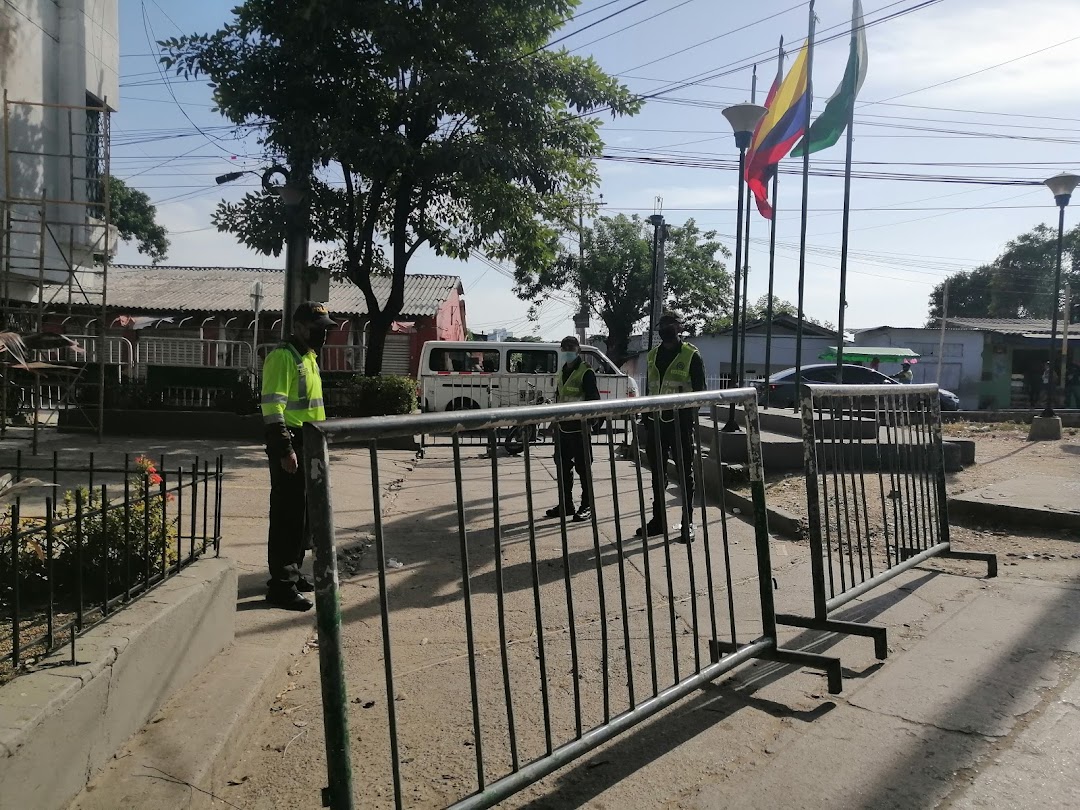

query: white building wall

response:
[854,327,985,408]
[0,1,119,297]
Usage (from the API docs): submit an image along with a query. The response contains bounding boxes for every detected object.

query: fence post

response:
[302,423,355,810]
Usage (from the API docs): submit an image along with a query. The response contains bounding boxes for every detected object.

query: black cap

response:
[293,301,335,328]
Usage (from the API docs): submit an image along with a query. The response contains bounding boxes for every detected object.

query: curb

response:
[0,558,236,810]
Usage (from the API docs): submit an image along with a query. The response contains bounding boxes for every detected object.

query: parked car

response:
[753,363,961,411]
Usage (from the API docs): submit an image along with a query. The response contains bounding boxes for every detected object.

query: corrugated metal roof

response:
[943,317,1080,335]
[94,265,462,318]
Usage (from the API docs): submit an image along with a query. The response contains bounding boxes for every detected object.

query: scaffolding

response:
[0,92,113,447]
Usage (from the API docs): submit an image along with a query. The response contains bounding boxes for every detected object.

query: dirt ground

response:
[754,422,1080,564]
[220,424,1080,809]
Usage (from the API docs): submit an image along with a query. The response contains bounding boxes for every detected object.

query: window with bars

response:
[85,93,105,218]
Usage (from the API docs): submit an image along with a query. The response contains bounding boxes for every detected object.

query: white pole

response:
[251,280,263,373]
[936,278,948,386]
[1061,281,1071,392]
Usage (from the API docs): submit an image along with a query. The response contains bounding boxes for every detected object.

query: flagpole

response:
[764,170,780,407]
[763,39,784,409]
[833,0,866,384]
[794,0,816,411]
[834,103,856,383]
[739,64,758,387]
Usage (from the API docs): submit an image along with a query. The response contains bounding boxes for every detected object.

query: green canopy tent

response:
[818,347,920,363]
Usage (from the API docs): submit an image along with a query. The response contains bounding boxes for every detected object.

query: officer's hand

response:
[281,451,298,474]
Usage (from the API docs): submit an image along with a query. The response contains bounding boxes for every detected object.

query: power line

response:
[567,0,703,54]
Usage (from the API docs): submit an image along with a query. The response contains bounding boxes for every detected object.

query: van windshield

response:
[581,350,619,375]
[429,348,501,373]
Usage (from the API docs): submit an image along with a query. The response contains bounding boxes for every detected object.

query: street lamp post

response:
[646,213,668,352]
[216,164,310,339]
[720,102,768,433]
[1040,172,1080,426]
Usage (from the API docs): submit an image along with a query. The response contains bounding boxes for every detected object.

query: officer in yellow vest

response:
[260,302,334,610]
[546,336,601,522]
[639,311,706,543]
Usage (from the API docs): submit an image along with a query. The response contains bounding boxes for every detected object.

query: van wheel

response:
[446,398,481,412]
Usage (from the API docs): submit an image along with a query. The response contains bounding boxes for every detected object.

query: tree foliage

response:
[928,223,1080,322]
[161,0,638,375]
[703,294,832,334]
[514,214,730,366]
[110,178,169,263]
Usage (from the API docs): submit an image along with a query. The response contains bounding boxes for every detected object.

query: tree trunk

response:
[605,324,632,368]
[363,312,396,376]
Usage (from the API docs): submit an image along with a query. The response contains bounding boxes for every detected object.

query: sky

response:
[114,0,1080,341]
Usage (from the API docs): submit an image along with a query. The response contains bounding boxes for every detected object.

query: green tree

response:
[162,1,638,375]
[703,294,831,333]
[514,214,730,366]
[928,223,1080,322]
[110,178,169,263]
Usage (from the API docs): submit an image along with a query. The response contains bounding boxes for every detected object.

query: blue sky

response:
[115,0,1080,340]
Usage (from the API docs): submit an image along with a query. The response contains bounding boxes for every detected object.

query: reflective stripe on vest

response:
[557,361,589,403]
[647,342,699,395]
[261,344,325,427]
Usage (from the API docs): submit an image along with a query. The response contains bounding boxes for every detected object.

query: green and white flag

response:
[792,0,867,157]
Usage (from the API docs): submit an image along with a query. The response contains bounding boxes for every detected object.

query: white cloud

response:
[865,0,1080,108]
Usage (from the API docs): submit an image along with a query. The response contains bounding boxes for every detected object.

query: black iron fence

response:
[1,453,224,682]
[301,389,840,810]
[775,383,996,653]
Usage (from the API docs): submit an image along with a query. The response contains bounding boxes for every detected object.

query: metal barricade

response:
[303,389,841,810]
[776,383,996,656]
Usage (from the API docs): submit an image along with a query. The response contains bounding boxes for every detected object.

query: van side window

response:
[429,348,501,372]
[508,350,558,374]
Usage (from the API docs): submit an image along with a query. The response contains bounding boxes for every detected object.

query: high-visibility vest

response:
[647,342,699,395]
[260,343,325,428]
[557,361,589,403]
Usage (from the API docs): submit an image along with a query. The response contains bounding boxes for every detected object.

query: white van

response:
[419,341,636,412]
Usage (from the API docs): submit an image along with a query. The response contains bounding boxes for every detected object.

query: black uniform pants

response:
[267,429,307,595]
[555,428,592,509]
[644,412,697,523]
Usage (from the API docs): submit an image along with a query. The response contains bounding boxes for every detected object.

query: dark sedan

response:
[753,363,961,411]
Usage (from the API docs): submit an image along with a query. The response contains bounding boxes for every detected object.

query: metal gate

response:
[776,383,996,653]
[302,389,840,809]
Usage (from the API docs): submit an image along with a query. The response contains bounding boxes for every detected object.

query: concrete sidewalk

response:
[0,428,418,809]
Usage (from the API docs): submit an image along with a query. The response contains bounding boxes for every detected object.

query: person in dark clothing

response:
[546,336,601,522]
[639,312,707,543]
[260,302,335,611]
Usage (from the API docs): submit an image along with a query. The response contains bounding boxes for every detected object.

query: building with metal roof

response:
[54,265,467,378]
[857,318,1079,410]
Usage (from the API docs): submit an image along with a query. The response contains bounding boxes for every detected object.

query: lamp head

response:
[1045,172,1080,207]
[647,214,665,228]
[722,103,768,150]
[215,171,245,185]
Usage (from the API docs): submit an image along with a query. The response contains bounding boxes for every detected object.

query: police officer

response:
[639,311,706,543]
[546,336,601,522]
[260,302,335,610]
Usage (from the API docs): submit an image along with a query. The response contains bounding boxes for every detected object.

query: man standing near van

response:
[260,302,334,611]
[546,336,601,522]
[639,311,706,543]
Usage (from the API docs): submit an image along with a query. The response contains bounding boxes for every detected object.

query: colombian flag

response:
[744,40,811,219]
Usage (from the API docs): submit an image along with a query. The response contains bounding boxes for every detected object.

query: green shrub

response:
[332,374,418,417]
[0,457,179,606]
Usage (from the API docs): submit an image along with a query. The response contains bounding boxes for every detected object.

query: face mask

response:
[560,351,578,366]
[306,327,328,351]
[659,324,679,341]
